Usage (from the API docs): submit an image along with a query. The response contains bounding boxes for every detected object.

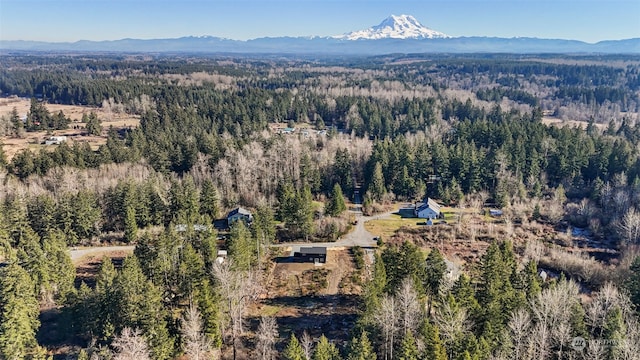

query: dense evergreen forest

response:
[1,53,640,359]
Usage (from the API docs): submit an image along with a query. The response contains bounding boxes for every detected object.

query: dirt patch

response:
[248,248,362,353]
[73,250,131,287]
[266,249,358,298]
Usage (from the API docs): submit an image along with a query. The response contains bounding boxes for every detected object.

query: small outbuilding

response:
[294,246,327,264]
[489,209,503,217]
[227,207,253,227]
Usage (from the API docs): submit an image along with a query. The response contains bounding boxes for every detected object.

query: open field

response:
[542,116,608,130]
[0,97,139,160]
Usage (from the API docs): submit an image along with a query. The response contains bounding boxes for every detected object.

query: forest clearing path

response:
[68,245,135,264]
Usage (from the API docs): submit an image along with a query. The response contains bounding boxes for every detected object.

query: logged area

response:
[0,53,639,360]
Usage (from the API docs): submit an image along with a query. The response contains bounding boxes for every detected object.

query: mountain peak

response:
[335,14,450,40]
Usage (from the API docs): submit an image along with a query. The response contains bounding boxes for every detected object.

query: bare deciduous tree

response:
[618,207,640,245]
[396,278,421,336]
[212,260,261,360]
[435,299,470,356]
[376,294,399,360]
[181,303,214,360]
[530,322,550,360]
[300,330,314,360]
[111,328,151,360]
[255,316,278,360]
[507,309,531,360]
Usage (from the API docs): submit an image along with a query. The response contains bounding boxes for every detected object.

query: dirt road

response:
[68,245,135,264]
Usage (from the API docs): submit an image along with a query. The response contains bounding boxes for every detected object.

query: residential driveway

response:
[274,209,395,250]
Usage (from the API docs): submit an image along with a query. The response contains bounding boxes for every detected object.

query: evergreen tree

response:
[42,229,75,302]
[278,181,298,224]
[424,248,447,313]
[300,153,321,192]
[361,253,386,328]
[625,256,640,311]
[228,220,255,271]
[177,242,205,298]
[0,263,41,359]
[96,256,118,341]
[14,227,50,301]
[182,175,200,223]
[113,256,173,359]
[56,194,77,244]
[477,241,521,348]
[570,302,588,338]
[398,331,419,360]
[26,194,55,240]
[72,190,101,241]
[383,241,426,295]
[451,274,481,323]
[124,205,138,243]
[333,148,353,195]
[345,330,375,360]
[603,306,626,359]
[283,333,306,360]
[9,107,24,138]
[84,112,103,136]
[297,185,315,240]
[313,335,342,360]
[0,141,6,168]
[369,162,387,201]
[420,319,447,360]
[521,260,541,299]
[325,183,347,217]
[200,179,220,220]
[194,279,222,347]
[167,176,201,223]
[252,205,275,261]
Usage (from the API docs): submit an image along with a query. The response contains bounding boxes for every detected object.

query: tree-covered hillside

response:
[0,53,639,359]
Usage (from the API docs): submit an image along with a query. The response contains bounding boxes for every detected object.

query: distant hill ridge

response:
[2,14,638,54]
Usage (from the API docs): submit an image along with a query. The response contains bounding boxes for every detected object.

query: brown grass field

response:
[541,116,608,130]
[0,97,140,160]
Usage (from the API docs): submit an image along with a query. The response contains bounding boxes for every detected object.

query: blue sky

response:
[1,0,639,43]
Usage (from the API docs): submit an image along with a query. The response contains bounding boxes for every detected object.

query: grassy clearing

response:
[365,206,488,239]
[257,304,282,317]
[364,213,424,239]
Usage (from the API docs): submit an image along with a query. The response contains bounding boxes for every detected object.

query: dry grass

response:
[364,213,424,239]
[541,116,607,130]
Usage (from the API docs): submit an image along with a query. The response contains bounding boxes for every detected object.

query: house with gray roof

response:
[226,207,253,227]
[415,198,442,219]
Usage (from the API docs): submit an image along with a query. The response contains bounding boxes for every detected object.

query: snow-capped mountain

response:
[335,14,450,40]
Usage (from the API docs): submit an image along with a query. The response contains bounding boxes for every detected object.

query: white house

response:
[45,136,67,145]
[415,198,441,219]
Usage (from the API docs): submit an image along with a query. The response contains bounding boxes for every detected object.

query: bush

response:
[352,246,365,269]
